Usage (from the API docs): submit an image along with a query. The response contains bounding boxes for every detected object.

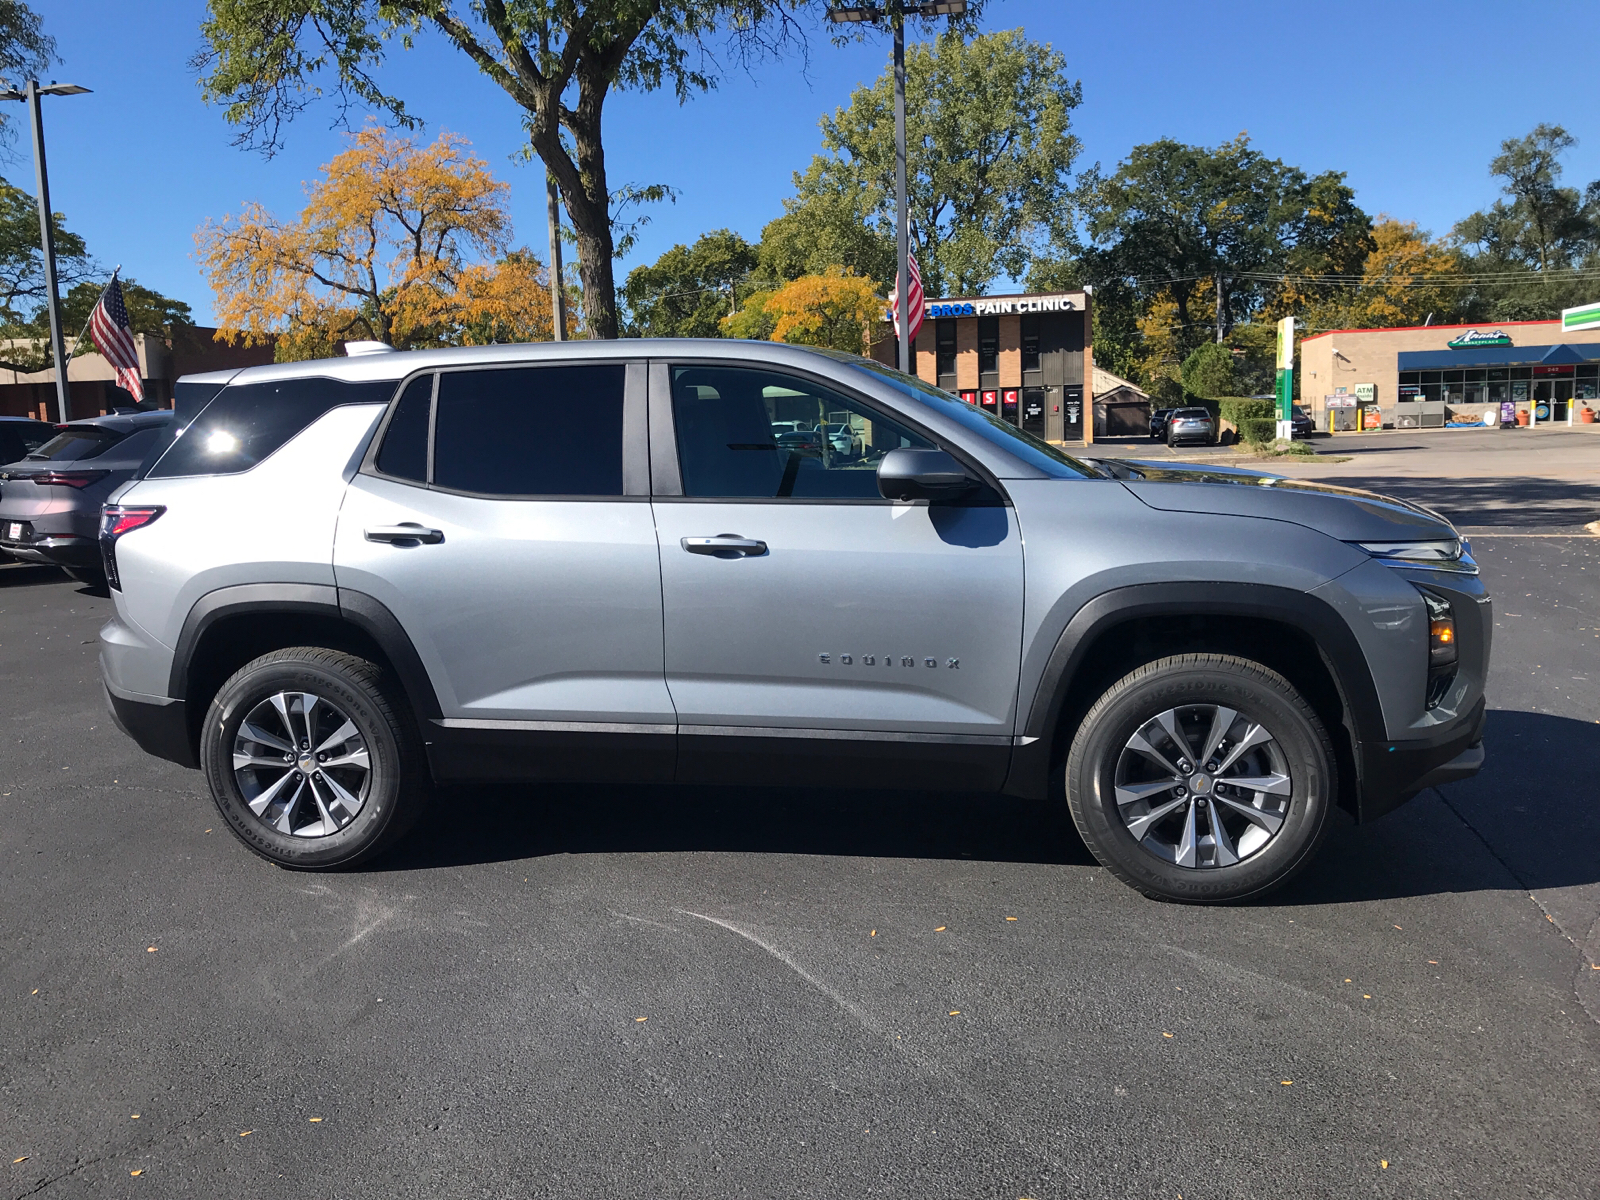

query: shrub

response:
[1237,417,1277,446]
[1218,397,1274,425]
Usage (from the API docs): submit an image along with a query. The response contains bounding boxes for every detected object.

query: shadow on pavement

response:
[382,781,1094,872]
[0,562,70,588]
[385,709,1595,904]
[1279,709,1599,905]
[1309,474,1600,529]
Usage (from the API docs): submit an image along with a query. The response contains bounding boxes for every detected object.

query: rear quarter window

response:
[27,427,124,462]
[148,377,395,478]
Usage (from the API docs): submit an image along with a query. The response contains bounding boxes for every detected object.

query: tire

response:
[200,647,430,869]
[1065,653,1335,903]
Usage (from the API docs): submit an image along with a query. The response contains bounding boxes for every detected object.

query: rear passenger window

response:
[432,365,624,497]
[149,377,395,478]
[375,374,432,483]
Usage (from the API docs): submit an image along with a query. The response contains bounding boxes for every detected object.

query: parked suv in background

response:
[1166,407,1215,447]
[0,409,174,584]
[100,342,1488,902]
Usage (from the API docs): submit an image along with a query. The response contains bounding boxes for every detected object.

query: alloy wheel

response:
[1113,704,1292,868]
[231,691,371,837]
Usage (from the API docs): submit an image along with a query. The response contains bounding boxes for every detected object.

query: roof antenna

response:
[1424,313,1433,326]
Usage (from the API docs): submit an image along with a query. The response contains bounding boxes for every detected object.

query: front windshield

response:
[825,352,1096,479]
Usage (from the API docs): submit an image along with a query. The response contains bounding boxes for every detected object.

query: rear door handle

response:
[366,523,444,544]
[682,534,767,556]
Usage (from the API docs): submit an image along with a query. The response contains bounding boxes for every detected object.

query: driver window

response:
[670,365,931,499]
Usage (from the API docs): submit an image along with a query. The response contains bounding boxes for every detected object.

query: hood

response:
[1098,458,1456,543]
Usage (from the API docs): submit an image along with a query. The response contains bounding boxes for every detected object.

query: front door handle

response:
[366,523,444,545]
[682,534,767,557]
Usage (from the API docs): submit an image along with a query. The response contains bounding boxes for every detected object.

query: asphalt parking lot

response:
[4,434,1598,1199]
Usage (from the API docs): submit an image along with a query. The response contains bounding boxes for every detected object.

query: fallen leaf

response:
[1393,925,1402,930]
[131,1114,139,1119]
[239,1130,251,1137]
[31,989,37,995]
[13,1156,27,1164]
[948,1010,961,1016]
[1364,995,1371,999]
[1344,978,1352,983]
[1381,1160,1388,1169]
[1162,1032,1173,1039]
[870,930,876,937]
[1005,916,1018,922]
[1281,1080,1292,1086]
[934,927,946,932]
[205,829,212,834]
[130,1169,142,1176]
[1428,961,1438,965]
[309,1117,322,1123]
[635,1016,647,1023]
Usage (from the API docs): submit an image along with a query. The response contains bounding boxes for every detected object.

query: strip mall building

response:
[1300,318,1600,429]
[870,290,1097,442]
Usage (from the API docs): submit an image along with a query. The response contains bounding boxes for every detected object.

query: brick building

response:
[870,290,1095,442]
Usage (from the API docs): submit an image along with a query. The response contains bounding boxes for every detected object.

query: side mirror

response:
[876,448,977,501]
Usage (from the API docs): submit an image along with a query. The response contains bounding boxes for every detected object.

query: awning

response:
[1397,342,1600,369]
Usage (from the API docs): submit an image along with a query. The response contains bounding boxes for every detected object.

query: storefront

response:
[871,290,1094,443]
[1299,318,1600,430]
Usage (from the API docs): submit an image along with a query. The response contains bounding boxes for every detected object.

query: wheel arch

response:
[169,584,441,762]
[1003,582,1383,819]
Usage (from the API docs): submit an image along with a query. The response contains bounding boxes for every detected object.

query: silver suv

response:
[99,341,1489,902]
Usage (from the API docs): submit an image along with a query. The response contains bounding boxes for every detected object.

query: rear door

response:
[649,360,1025,789]
[334,361,674,782]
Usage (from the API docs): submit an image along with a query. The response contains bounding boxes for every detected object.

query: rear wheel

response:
[1065,653,1335,902]
[200,647,429,869]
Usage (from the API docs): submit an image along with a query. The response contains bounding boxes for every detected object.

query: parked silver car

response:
[1166,407,1215,447]
[99,341,1488,902]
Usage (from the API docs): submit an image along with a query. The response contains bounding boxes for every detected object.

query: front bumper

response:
[1357,694,1486,821]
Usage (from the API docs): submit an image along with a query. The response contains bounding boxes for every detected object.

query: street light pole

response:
[827,1,964,374]
[1,81,91,424]
[892,10,909,374]
[547,173,567,341]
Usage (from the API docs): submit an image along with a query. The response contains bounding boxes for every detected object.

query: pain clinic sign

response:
[923,294,1079,319]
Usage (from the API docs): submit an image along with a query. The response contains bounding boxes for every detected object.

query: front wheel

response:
[200,647,429,869]
[1065,653,1335,902]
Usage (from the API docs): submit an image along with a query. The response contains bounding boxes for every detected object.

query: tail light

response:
[99,505,164,591]
[27,470,109,488]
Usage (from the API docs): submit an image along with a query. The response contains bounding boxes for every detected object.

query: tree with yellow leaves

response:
[1293,219,1467,334]
[722,268,885,354]
[198,125,566,361]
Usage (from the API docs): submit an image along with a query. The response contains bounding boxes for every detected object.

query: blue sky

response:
[26,0,1600,324]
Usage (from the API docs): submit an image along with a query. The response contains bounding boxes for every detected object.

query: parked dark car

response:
[0,409,174,585]
[1166,407,1215,447]
[1292,405,1317,438]
[1149,408,1175,440]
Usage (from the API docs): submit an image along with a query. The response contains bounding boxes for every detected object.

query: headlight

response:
[1354,537,1478,574]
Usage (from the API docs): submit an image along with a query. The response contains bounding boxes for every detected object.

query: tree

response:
[1455,125,1594,276]
[620,229,758,337]
[194,0,824,341]
[722,268,882,353]
[780,28,1081,299]
[1180,341,1235,399]
[1080,134,1372,349]
[198,125,560,361]
[756,183,893,288]
[0,2,55,155]
[0,174,93,325]
[1293,219,1467,333]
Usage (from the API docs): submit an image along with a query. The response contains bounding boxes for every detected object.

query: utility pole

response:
[2,81,92,422]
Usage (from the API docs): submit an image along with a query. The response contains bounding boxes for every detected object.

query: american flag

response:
[891,250,925,349]
[88,274,143,401]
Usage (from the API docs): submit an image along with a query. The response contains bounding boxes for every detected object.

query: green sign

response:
[1446,328,1512,348]
[1561,301,1600,332]
[1452,329,1510,347]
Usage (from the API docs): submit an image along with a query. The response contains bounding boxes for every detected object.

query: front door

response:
[649,361,1025,790]
[333,362,674,781]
